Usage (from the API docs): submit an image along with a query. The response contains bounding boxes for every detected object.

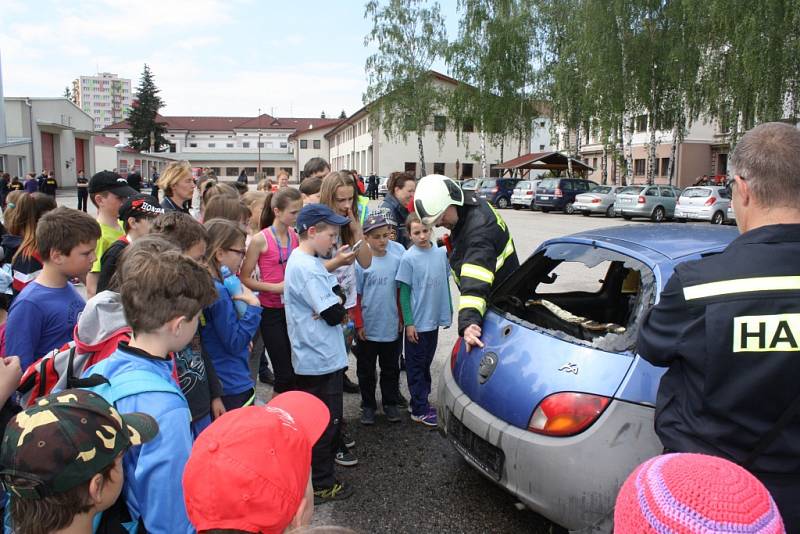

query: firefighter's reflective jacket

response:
[449,193,519,335]
[638,224,800,475]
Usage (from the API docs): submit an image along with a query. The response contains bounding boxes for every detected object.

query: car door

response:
[659,186,677,216]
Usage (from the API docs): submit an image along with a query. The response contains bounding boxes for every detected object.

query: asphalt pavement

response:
[49,188,647,533]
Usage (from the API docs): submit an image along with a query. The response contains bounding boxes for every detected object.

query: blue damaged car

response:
[438,224,739,532]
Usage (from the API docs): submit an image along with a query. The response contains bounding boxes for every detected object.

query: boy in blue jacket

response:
[83,243,217,533]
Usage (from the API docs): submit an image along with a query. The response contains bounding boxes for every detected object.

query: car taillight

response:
[492,186,499,193]
[555,188,563,197]
[526,190,533,195]
[450,338,462,372]
[528,392,611,437]
[637,195,646,204]
[705,197,717,206]
[591,198,601,203]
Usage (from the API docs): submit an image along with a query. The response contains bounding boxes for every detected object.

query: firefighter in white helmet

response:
[414,174,519,351]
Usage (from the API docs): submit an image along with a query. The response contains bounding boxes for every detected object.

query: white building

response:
[327,72,522,180]
[72,73,132,131]
[288,120,344,177]
[0,97,96,186]
[104,115,341,181]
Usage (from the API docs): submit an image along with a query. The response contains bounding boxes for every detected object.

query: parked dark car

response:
[534,178,599,214]
[475,178,520,209]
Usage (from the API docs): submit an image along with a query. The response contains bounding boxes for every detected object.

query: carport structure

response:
[496,151,594,178]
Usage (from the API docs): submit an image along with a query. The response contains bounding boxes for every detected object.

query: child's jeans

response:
[295,370,343,490]
[405,329,439,416]
[356,337,400,411]
[191,413,212,438]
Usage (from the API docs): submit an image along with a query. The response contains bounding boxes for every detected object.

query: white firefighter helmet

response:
[413,174,464,225]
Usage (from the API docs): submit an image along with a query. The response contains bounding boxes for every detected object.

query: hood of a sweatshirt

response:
[75,290,130,350]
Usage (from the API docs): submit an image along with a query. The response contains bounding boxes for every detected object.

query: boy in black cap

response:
[86,171,137,298]
[0,388,158,534]
[284,203,355,504]
[96,194,164,293]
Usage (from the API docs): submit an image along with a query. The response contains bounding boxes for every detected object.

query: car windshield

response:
[490,243,655,352]
[618,186,644,195]
[538,178,559,190]
[590,186,612,194]
[462,180,476,188]
[516,181,532,190]
[479,180,497,188]
[681,187,712,198]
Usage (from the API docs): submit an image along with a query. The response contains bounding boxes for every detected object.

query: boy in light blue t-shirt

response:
[395,213,452,427]
[284,203,355,504]
[354,213,402,426]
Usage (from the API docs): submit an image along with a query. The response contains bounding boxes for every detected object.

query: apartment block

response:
[72,73,132,131]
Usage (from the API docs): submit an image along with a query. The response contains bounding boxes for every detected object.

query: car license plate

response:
[539,195,550,200]
[620,198,631,203]
[447,411,505,481]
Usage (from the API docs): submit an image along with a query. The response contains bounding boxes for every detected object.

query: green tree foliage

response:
[127,64,168,152]
[447,0,539,176]
[364,0,448,175]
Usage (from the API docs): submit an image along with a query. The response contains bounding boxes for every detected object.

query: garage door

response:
[41,132,55,172]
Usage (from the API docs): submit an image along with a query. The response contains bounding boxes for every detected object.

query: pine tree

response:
[321,111,327,118]
[63,86,71,99]
[339,110,347,119]
[127,64,168,152]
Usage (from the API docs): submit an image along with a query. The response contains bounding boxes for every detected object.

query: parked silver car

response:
[511,180,539,209]
[614,185,681,222]
[674,186,731,224]
[727,204,736,223]
[573,185,622,217]
[377,176,388,197]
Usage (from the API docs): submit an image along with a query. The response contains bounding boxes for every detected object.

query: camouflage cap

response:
[0,389,158,499]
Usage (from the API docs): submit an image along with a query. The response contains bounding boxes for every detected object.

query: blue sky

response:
[0,0,459,118]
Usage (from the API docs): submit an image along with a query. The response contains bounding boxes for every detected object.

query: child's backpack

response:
[17,326,131,408]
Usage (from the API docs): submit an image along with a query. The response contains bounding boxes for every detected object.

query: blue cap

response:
[295,203,350,233]
[363,212,392,233]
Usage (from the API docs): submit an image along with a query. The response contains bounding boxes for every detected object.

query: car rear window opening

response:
[490,243,655,352]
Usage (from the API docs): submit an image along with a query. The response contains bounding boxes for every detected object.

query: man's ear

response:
[735,175,752,207]
[87,472,105,505]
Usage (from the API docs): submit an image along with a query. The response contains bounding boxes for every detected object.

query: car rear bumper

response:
[511,196,533,206]
[573,201,608,214]
[674,207,716,221]
[438,364,662,531]
[534,196,565,209]
[615,205,651,217]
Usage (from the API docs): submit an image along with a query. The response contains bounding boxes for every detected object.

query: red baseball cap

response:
[182,392,330,534]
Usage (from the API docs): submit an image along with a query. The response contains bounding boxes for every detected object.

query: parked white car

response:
[511,180,539,209]
[674,186,732,224]
[573,185,622,217]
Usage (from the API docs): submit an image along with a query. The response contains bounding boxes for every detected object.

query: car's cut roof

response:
[566,224,739,261]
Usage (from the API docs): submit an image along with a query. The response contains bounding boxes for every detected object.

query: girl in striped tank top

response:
[241,187,303,394]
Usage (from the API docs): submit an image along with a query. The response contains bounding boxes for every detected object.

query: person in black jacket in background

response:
[126,170,142,192]
[637,122,800,530]
[413,174,519,352]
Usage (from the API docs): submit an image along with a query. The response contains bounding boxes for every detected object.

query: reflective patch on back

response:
[733,313,800,352]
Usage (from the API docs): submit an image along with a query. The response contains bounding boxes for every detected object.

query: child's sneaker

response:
[411,408,437,427]
[314,480,354,504]
[341,431,355,449]
[360,407,376,425]
[335,448,358,467]
[384,404,401,423]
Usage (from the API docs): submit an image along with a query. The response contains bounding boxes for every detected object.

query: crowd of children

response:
[0,159,780,533]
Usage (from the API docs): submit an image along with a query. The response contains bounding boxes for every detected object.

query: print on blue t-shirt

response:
[395,244,452,333]
[356,252,401,342]
[284,249,348,375]
[6,282,85,368]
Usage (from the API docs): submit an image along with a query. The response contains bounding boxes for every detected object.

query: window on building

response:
[0,156,5,173]
[462,163,474,178]
[634,115,648,133]
[169,144,176,153]
[169,134,175,137]
[226,167,240,176]
[660,157,671,176]
[313,140,321,149]
[208,143,216,148]
[280,142,288,149]
[209,135,214,138]
[18,157,25,176]
[243,133,249,136]
[434,115,446,132]
[300,140,308,149]
[226,143,234,148]
[404,162,417,175]
[258,142,264,148]
[634,158,646,175]
[189,143,198,148]
[190,134,196,138]
[265,167,276,176]
[209,167,222,176]
[462,119,474,133]
[539,144,546,151]
[242,142,250,148]
[433,162,445,175]
[539,121,546,128]
[243,167,257,175]
[592,158,598,169]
